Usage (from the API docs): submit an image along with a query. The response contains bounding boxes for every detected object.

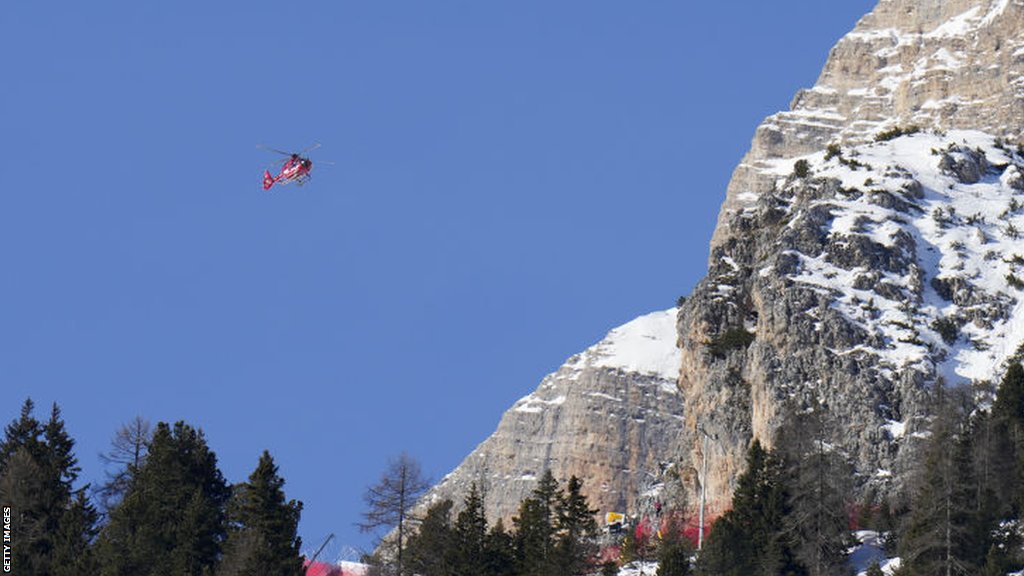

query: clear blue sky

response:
[2,1,876,558]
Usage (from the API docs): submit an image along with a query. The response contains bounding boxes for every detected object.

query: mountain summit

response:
[716,0,1024,249]
[417,0,1024,528]
[688,0,1024,517]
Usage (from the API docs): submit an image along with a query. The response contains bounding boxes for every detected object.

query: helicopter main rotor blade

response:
[299,143,321,155]
[257,144,292,156]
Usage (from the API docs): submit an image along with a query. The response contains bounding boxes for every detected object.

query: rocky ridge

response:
[716,0,1024,249]
[691,0,1024,516]
[683,128,1024,516]
[410,309,686,524]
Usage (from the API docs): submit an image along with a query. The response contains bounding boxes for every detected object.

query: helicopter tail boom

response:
[262,170,276,190]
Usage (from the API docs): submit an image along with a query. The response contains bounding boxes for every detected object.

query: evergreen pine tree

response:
[555,476,598,575]
[219,450,304,576]
[0,400,94,575]
[483,518,517,576]
[776,406,853,576]
[695,513,754,576]
[405,499,456,576]
[898,384,982,575]
[0,447,48,574]
[51,488,100,576]
[695,440,795,576]
[656,512,693,576]
[453,483,488,576]
[513,471,562,576]
[993,363,1024,423]
[97,420,229,576]
[0,399,42,467]
[991,362,1024,515]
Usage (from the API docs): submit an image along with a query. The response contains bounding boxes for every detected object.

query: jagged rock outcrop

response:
[715,0,1024,249]
[689,0,1024,517]
[684,128,1024,517]
[411,310,686,524]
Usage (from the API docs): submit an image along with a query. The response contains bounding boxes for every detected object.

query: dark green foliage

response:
[776,407,853,576]
[793,159,811,179]
[513,471,560,576]
[0,399,42,467]
[96,421,230,576]
[219,450,304,576]
[454,484,489,575]
[865,560,884,576]
[695,512,756,576]
[483,519,517,576]
[696,441,798,576]
[880,365,1024,576]
[975,364,1024,525]
[405,499,456,576]
[555,476,599,575]
[656,514,693,576]
[50,489,100,576]
[994,363,1024,425]
[898,385,984,576]
[706,328,755,359]
[1008,222,1021,240]
[981,536,1019,576]
[839,155,866,169]
[931,316,959,345]
[824,143,842,161]
[407,472,598,576]
[1007,272,1024,290]
[875,125,920,142]
[0,400,94,576]
[0,447,50,574]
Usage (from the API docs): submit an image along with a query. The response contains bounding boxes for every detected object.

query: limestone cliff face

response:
[690,0,1024,515]
[715,0,1024,249]
[412,310,686,523]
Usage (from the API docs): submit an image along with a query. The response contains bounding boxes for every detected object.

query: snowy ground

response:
[610,531,900,576]
[849,531,900,576]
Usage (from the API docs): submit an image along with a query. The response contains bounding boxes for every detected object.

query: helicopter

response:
[260,143,321,190]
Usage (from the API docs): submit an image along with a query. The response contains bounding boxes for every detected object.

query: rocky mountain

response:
[715,0,1024,249]
[685,128,1024,518]
[689,0,1024,517]
[414,0,1024,528]
[412,309,686,523]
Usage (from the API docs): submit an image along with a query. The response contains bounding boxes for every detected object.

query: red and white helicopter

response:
[260,143,321,190]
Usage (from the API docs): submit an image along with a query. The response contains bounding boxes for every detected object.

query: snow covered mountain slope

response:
[679,128,1024,514]
[715,0,1024,251]
[411,309,685,524]
[762,130,1024,384]
[683,0,1024,517]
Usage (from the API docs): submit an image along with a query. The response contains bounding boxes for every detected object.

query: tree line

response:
[0,399,304,576]
[393,471,607,576]
[362,463,695,576]
[697,362,1024,576]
